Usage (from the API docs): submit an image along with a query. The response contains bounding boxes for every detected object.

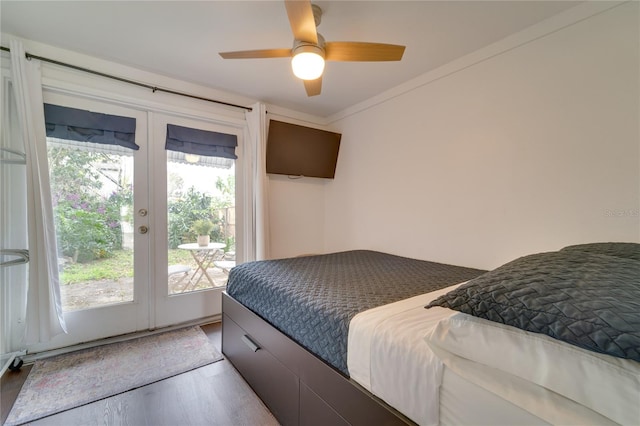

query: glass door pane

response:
[167,155,235,295]
[48,139,135,311]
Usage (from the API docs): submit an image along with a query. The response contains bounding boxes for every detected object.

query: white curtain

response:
[9,40,67,344]
[1,55,29,356]
[244,102,270,261]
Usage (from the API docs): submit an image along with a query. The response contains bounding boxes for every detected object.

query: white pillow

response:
[426,311,640,425]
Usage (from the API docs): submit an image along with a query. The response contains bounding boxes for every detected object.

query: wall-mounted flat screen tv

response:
[266,120,341,179]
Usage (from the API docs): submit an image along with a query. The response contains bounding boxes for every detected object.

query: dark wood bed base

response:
[222,292,414,426]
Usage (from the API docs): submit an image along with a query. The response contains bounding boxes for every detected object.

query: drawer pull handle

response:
[241,334,261,352]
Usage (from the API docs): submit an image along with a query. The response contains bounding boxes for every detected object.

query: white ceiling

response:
[1,1,581,117]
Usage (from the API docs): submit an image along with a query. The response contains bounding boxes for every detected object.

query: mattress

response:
[226,250,485,375]
[348,284,638,425]
[427,312,638,425]
[439,368,548,426]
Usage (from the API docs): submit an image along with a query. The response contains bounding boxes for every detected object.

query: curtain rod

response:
[0,46,252,112]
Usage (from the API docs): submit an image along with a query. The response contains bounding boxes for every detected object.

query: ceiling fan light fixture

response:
[291,44,325,80]
[218,1,405,97]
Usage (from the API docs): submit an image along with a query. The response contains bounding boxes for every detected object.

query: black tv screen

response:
[266,120,341,179]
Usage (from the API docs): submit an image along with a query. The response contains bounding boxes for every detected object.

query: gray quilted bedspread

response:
[428,248,640,361]
[226,250,486,375]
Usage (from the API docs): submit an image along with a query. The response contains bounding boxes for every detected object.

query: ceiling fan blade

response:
[284,0,318,44]
[219,48,292,59]
[325,42,406,62]
[304,77,322,97]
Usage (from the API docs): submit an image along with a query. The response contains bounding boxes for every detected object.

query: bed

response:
[222,244,640,425]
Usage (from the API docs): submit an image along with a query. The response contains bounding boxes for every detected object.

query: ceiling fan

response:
[219,0,406,97]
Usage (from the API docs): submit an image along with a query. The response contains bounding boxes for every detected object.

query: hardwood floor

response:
[1,362,33,424]
[1,323,278,426]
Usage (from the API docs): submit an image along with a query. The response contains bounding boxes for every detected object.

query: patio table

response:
[177,242,226,291]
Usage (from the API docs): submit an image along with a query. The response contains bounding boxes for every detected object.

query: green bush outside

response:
[168,187,220,249]
[49,147,129,263]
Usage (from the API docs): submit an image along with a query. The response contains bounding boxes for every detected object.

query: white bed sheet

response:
[348,284,460,425]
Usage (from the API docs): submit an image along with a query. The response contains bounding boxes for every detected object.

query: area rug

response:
[5,326,223,425]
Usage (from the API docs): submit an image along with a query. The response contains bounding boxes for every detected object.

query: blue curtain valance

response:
[44,103,138,150]
[165,124,237,160]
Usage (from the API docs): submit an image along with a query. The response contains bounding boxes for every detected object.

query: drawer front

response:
[300,382,349,426]
[223,313,299,426]
[223,292,306,375]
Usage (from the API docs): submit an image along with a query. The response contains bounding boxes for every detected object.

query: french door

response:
[29,95,240,352]
[151,113,240,327]
[29,93,150,352]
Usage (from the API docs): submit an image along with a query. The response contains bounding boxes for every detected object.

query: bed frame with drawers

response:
[221,292,413,426]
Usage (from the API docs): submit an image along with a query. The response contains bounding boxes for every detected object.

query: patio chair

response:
[168,264,191,292]
[213,260,235,275]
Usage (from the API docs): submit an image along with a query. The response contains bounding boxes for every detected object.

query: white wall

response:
[324,3,640,270]
[267,174,327,259]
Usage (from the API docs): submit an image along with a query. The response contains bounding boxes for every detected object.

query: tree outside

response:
[49,146,131,263]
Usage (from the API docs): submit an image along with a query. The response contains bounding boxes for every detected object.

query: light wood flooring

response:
[1,323,278,426]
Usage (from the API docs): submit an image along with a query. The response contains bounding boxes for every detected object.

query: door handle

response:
[138,226,149,234]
